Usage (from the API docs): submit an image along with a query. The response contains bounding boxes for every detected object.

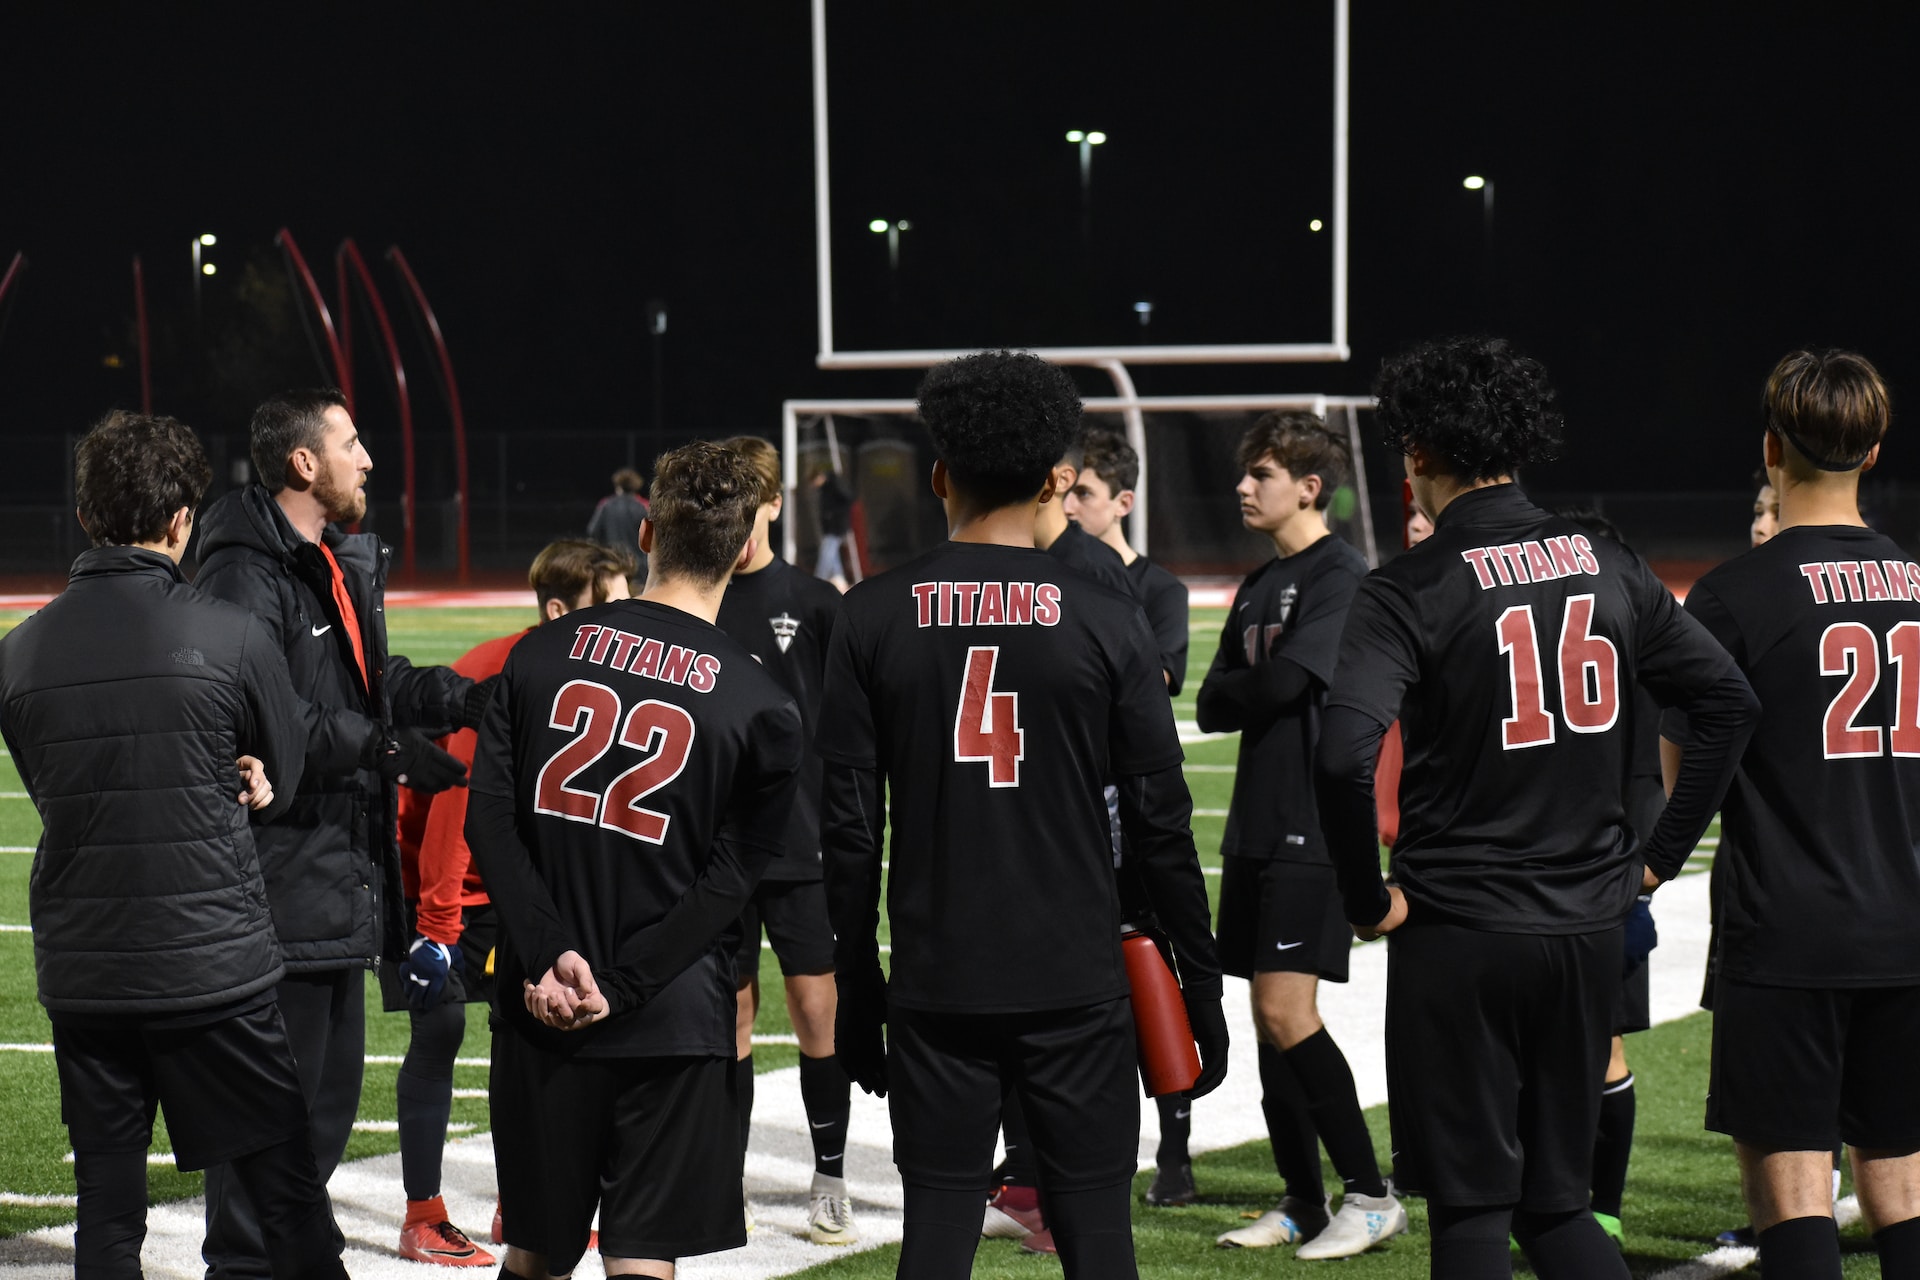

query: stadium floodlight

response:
[873,218,910,271]
[1310,219,1324,232]
[201,262,216,276]
[1463,175,1486,190]
[1134,300,1154,326]
[868,219,888,232]
[1065,130,1084,142]
[1085,131,1107,145]
[198,233,217,246]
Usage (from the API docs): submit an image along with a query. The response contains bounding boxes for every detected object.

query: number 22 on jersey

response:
[534,679,697,842]
[954,646,1025,786]
[1496,594,1620,750]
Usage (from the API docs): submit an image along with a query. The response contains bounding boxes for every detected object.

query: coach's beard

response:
[315,472,367,524]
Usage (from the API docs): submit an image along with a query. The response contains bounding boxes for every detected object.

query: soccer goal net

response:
[778,395,1395,581]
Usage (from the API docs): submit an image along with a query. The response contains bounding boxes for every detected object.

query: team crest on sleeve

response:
[770,612,799,654]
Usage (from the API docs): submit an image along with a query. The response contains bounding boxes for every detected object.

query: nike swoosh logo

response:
[311,624,332,636]
[1274,941,1305,951]
[1174,1108,1191,1120]
[811,1120,833,1129]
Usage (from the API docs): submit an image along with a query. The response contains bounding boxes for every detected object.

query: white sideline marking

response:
[0,1193,76,1208]
[451,1088,487,1099]
[1647,1245,1757,1278]
[0,848,34,854]
[0,1043,52,1053]
[0,793,28,799]
[0,924,29,933]
[1186,764,1235,772]
[63,1152,175,1166]
[363,1055,490,1067]
[1193,808,1228,817]
[349,1121,475,1135]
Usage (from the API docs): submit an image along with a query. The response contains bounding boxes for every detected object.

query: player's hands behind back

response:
[835,962,889,1097]
[1186,995,1231,1098]
[1353,884,1409,942]
[525,950,608,1030]
[234,755,274,810]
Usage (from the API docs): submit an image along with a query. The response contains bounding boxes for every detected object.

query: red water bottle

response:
[1122,927,1201,1097]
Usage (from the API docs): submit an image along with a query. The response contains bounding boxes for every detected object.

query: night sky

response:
[3,3,1917,499]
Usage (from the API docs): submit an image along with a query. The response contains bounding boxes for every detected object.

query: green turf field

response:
[0,603,1780,1277]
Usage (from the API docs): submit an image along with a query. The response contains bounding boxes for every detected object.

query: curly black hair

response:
[917,351,1083,509]
[75,410,212,547]
[1373,336,1563,481]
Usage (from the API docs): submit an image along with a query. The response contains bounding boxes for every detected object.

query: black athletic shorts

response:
[888,996,1140,1193]
[1615,954,1650,1035]
[51,1001,309,1171]
[1215,857,1351,982]
[491,1030,743,1270]
[1707,978,1920,1152]
[379,903,500,1013]
[734,878,835,979]
[1385,921,1619,1209]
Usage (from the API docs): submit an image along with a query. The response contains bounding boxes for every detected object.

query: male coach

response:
[195,388,487,1278]
[1667,349,1920,1280]
[818,350,1229,1280]
[1314,336,1757,1280]
[0,412,345,1278]
[466,441,803,1278]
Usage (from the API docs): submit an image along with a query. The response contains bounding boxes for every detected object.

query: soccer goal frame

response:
[780,393,1381,568]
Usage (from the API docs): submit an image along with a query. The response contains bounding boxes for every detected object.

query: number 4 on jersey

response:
[954,646,1024,786]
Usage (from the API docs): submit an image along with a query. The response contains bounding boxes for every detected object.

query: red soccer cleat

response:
[398,1219,496,1267]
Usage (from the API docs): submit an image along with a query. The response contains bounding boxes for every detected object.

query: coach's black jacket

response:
[0,547,305,1017]
[195,484,472,973]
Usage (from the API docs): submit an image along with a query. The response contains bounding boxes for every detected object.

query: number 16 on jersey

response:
[954,646,1025,787]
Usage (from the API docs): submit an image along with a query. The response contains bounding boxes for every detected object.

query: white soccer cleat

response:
[808,1172,859,1245]
[1215,1195,1329,1248]
[1835,1193,1862,1231]
[1294,1190,1408,1259]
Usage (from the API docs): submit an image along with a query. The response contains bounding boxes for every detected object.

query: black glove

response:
[1186,995,1230,1098]
[1623,895,1658,972]
[368,727,468,793]
[834,964,889,1097]
[458,675,501,731]
[401,935,462,1011]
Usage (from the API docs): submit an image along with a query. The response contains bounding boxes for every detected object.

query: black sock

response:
[1048,1180,1140,1280]
[1590,1071,1635,1218]
[1514,1206,1630,1279]
[396,1067,454,1203]
[1758,1216,1841,1280]
[1154,1094,1191,1167]
[736,1053,755,1158]
[798,1052,852,1179]
[996,1090,1038,1187]
[1284,1029,1387,1197]
[72,1148,148,1278]
[1875,1216,1920,1280]
[1258,1042,1325,1203]
[1428,1201,1513,1280]
[899,1181,985,1280]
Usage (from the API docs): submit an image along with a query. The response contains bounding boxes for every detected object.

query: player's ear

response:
[1299,473,1323,509]
[637,518,656,555]
[167,506,193,549]
[930,459,950,500]
[768,492,784,520]
[1114,489,1135,517]
[543,597,569,622]
[1860,441,1881,475]
[734,536,757,573]
[1052,462,1077,497]
[1762,430,1783,471]
[286,447,318,487]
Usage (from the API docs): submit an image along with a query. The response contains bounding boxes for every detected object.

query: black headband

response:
[1771,419,1876,473]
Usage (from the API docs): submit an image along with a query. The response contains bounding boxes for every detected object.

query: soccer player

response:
[1314,335,1758,1280]
[386,538,635,1265]
[1190,413,1402,1256]
[1063,429,1190,693]
[1665,349,1920,1280]
[1750,468,1779,547]
[196,388,485,1279]
[817,350,1229,1280]
[717,435,858,1245]
[0,412,344,1279]
[465,441,803,1280]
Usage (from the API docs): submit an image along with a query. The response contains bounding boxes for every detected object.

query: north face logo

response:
[769,613,799,654]
[171,647,205,667]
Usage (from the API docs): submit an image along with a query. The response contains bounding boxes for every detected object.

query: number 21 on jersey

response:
[954,646,1025,786]
[534,679,697,842]
[1496,594,1620,750]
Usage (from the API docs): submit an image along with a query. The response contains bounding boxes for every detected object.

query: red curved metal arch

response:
[0,251,25,310]
[385,247,471,584]
[337,239,417,579]
[132,255,152,414]
[274,228,351,408]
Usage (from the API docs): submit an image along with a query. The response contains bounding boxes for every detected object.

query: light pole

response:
[191,232,216,325]
[867,218,910,272]
[1463,176,1495,315]
[1065,130,1107,241]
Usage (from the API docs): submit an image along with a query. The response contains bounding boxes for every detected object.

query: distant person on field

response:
[1750,468,1779,546]
[385,538,635,1266]
[0,412,345,1279]
[195,388,488,1280]
[1064,429,1189,691]
[589,467,650,583]
[812,468,853,590]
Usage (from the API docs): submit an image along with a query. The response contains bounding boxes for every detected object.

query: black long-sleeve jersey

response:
[1318,484,1753,933]
[715,556,843,882]
[1127,554,1191,694]
[1198,534,1367,865]
[1667,526,1920,987]
[1047,520,1133,596]
[816,540,1220,1014]
[467,598,802,1058]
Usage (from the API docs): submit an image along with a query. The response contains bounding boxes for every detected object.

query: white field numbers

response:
[1820,620,1920,759]
[953,646,1024,786]
[533,679,697,842]
[1497,594,1621,750]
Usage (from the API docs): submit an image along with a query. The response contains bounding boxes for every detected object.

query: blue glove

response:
[402,935,461,1011]
[1623,896,1658,972]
